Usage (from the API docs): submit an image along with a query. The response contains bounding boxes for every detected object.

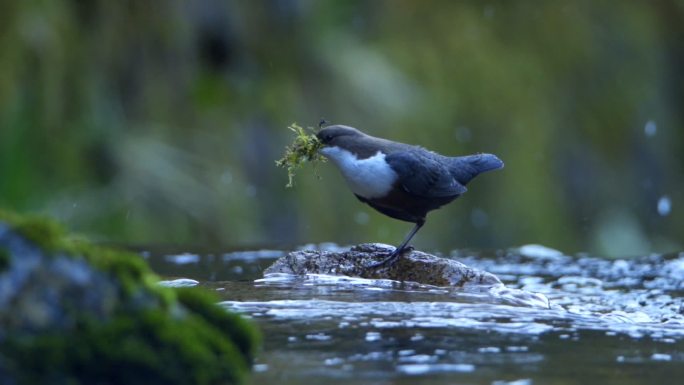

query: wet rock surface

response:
[265,243,501,287]
[264,243,549,308]
[0,222,150,336]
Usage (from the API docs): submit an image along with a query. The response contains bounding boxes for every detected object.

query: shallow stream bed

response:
[147,245,684,385]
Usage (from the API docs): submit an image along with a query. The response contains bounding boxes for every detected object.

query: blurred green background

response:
[1,1,682,257]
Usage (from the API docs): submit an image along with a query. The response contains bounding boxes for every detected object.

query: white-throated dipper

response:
[316,125,503,268]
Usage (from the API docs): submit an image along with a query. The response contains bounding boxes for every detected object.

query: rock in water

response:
[0,210,259,385]
[264,243,550,308]
[266,243,500,286]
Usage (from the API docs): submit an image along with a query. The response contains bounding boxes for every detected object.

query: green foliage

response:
[275,123,326,188]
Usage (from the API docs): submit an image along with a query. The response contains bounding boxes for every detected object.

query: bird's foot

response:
[365,245,414,269]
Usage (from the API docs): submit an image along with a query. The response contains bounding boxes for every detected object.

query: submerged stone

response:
[0,210,259,385]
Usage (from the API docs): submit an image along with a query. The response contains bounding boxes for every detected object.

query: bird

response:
[316,124,503,268]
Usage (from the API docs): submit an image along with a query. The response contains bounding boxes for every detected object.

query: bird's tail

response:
[449,153,504,185]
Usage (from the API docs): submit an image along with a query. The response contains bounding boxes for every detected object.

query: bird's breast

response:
[319,146,398,199]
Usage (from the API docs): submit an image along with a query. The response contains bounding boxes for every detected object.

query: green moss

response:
[6,309,253,385]
[275,123,326,187]
[176,288,260,362]
[0,209,66,252]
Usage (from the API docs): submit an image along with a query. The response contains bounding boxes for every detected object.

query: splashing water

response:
[644,120,657,137]
[658,196,672,217]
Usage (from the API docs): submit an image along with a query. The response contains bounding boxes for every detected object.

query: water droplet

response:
[157,278,199,287]
[478,346,501,353]
[657,196,671,216]
[355,211,370,225]
[470,208,489,228]
[164,253,200,265]
[305,333,331,341]
[518,244,564,259]
[505,346,529,352]
[324,357,344,366]
[397,363,475,375]
[644,120,657,137]
[483,5,495,19]
[221,171,233,184]
[492,379,533,385]
[651,353,671,361]
[454,126,472,143]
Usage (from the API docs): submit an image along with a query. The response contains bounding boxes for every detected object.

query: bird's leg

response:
[367,219,425,269]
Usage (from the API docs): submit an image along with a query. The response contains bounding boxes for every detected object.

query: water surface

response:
[148,244,684,385]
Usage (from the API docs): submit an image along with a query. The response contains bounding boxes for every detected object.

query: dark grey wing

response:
[385,151,467,198]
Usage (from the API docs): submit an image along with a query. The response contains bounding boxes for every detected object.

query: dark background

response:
[1,1,682,257]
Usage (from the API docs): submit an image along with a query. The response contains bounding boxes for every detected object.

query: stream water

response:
[147,244,684,385]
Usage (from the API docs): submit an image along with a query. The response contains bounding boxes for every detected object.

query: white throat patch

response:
[320,146,398,199]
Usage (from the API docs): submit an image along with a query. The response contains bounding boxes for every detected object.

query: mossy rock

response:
[0,209,259,385]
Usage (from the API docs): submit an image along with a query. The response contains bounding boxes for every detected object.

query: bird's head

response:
[316,125,364,148]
